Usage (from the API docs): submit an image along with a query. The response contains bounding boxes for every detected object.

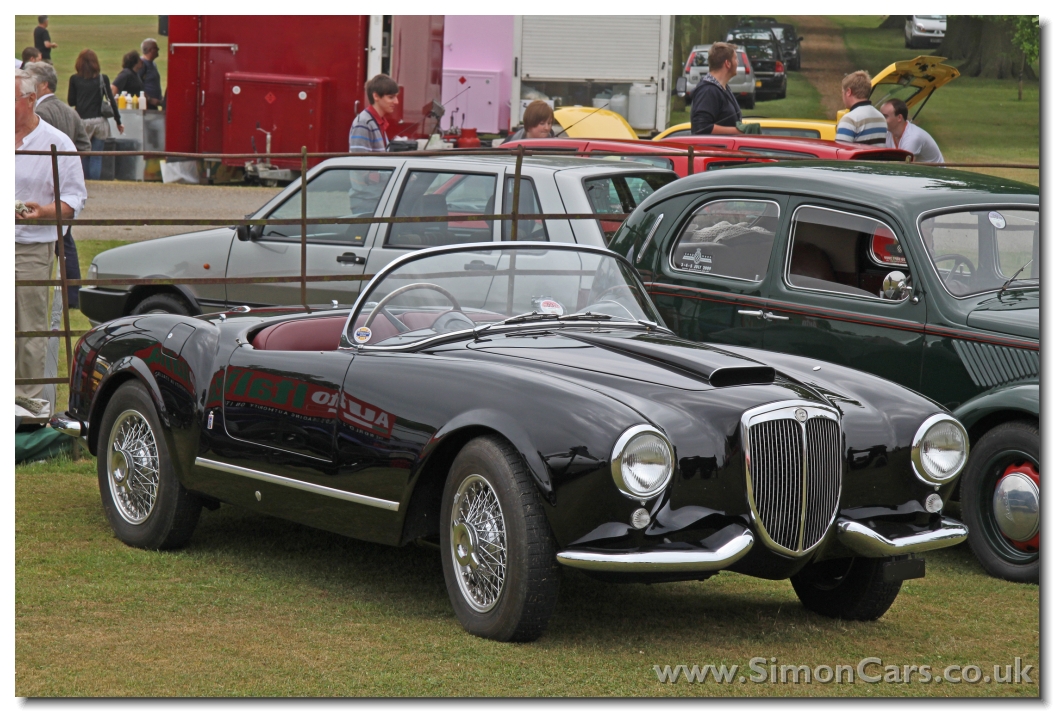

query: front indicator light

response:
[612,425,674,501]
[912,414,969,485]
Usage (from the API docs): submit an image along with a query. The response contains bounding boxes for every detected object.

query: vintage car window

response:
[348,247,661,348]
[787,206,906,300]
[759,127,822,139]
[584,172,677,242]
[501,177,549,241]
[919,208,1039,297]
[740,147,816,159]
[265,168,393,244]
[670,199,780,281]
[387,171,497,249]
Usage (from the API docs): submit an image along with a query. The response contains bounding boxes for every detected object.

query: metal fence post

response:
[510,144,524,242]
[300,146,308,310]
[50,145,73,376]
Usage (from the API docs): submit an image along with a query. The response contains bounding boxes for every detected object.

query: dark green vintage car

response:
[610,163,1039,583]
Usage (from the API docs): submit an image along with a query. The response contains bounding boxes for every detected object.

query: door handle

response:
[738,309,764,318]
[337,253,366,265]
[763,312,789,321]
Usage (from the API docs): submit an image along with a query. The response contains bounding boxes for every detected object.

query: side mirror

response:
[675,76,687,97]
[236,224,263,241]
[882,270,911,300]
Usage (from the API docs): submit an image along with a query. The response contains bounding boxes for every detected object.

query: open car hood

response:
[869,56,959,118]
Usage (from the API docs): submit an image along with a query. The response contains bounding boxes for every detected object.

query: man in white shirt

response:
[881,98,944,164]
[15,68,87,400]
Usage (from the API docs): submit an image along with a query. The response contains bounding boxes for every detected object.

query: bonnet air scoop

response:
[566,332,775,386]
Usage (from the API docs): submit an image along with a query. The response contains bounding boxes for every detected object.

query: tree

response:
[938,16,1038,82]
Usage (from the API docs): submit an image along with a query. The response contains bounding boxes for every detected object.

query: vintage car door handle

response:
[738,309,764,318]
[337,253,366,265]
[763,311,789,321]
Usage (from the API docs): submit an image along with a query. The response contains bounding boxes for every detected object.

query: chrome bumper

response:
[49,413,86,439]
[836,518,968,558]
[557,529,754,573]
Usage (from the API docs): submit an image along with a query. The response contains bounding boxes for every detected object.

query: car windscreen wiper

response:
[998,259,1036,295]
[474,310,617,337]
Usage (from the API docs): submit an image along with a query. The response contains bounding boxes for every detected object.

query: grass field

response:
[826,16,1039,185]
[15,15,167,99]
[14,457,1040,697]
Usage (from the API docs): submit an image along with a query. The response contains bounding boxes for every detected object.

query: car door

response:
[646,192,784,350]
[363,163,500,279]
[226,164,398,307]
[761,201,927,390]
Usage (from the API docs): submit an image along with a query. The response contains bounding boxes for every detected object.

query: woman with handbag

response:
[67,48,122,179]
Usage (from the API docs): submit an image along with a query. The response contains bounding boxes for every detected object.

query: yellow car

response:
[655,55,960,141]
[553,106,638,140]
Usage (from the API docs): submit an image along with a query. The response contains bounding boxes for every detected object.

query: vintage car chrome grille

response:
[743,402,842,555]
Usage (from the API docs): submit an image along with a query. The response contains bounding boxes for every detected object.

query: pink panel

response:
[442,16,515,133]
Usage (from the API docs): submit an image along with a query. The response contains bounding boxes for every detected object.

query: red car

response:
[658,135,912,162]
[500,138,771,178]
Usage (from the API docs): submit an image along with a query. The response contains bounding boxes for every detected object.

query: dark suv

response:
[727,27,787,100]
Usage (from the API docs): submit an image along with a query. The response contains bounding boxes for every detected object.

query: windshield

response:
[739,41,776,60]
[919,208,1039,297]
[347,246,663,348]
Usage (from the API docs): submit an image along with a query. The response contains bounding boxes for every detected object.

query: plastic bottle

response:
[117,93,127,109]
[132,93,139,109]
[139,91,147,110]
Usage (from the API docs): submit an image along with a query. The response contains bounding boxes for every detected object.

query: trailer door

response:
[520,16,662,83]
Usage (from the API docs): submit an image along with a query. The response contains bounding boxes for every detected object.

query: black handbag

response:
[98,75,115,119]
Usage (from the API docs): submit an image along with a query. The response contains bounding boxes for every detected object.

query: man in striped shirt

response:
[835,71,885,145]
[348,74,399,152]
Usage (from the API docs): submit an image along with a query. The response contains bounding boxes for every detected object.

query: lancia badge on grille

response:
[795,408,808,422]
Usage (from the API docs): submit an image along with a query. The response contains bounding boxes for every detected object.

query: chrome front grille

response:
[744,402,842,555]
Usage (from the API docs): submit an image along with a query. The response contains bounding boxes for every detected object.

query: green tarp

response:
[15,428,74,464]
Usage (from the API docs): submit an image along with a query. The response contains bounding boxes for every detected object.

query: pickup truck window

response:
[670,199,780,281]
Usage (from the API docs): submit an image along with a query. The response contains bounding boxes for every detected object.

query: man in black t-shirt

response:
[33,16,56,62]
[690,42,759,136]
[137,38,163,109]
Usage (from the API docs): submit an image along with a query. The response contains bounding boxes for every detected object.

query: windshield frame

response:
[339,241,669,351]
[915,203,1040,301]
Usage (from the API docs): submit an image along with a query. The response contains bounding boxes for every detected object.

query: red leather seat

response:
[251,315,348,351]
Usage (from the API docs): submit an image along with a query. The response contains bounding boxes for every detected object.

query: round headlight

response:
[912,414,969,484]
[612,425,673,500]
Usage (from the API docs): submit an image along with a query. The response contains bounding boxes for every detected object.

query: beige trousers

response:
[16,241,55,400]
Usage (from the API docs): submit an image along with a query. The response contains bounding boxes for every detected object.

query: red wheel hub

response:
[996,461,1039,552]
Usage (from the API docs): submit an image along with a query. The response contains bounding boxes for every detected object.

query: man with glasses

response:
[14,68,87,406]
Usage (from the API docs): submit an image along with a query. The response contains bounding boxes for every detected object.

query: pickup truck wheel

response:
[960,421,1039,583]
[440,435,560,642]
[98,380,202,549]
[790,557,901,621]
[131,293,191,316]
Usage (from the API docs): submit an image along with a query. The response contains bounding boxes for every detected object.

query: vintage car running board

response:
[836,518,968,557]
[195,457,401,512]
[556,526,754,573]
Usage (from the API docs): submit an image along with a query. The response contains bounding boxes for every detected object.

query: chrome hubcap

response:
[450,475,507,613]
[107,410,160,524]
[993,471,1040,542]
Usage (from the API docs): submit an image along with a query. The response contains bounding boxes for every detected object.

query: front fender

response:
[953,380,1039,434]
[431,408,554,494]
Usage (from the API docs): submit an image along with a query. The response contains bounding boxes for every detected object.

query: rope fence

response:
[14,142,1039,388]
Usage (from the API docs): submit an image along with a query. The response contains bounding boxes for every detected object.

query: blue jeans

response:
[81,138,105,180]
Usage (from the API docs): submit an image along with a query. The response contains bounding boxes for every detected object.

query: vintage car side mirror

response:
[882,270,911,300]
[675,76,688,98]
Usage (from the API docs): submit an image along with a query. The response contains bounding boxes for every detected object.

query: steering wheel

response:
[363,282,464,333]
[933,253,976,278]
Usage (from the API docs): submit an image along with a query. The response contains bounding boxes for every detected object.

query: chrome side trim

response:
[194,457,400,512]
[49,414,84,438]
[636,213,663,264]
[556,531,754,573]
[836,518,968,557]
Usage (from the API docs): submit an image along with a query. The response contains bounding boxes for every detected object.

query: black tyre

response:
[440,435,560,642]
[97,380,202,549]
[791,557,901,621]
[960,420,1039,583]
[131,292,192,316]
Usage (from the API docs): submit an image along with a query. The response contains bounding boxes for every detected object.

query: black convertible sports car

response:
[53,243,970,642]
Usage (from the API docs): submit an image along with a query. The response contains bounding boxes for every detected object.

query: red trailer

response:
[165,15,444,177]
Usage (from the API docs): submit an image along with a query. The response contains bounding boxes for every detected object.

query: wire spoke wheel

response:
[106,410,161,524]
[450,474,508,613]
